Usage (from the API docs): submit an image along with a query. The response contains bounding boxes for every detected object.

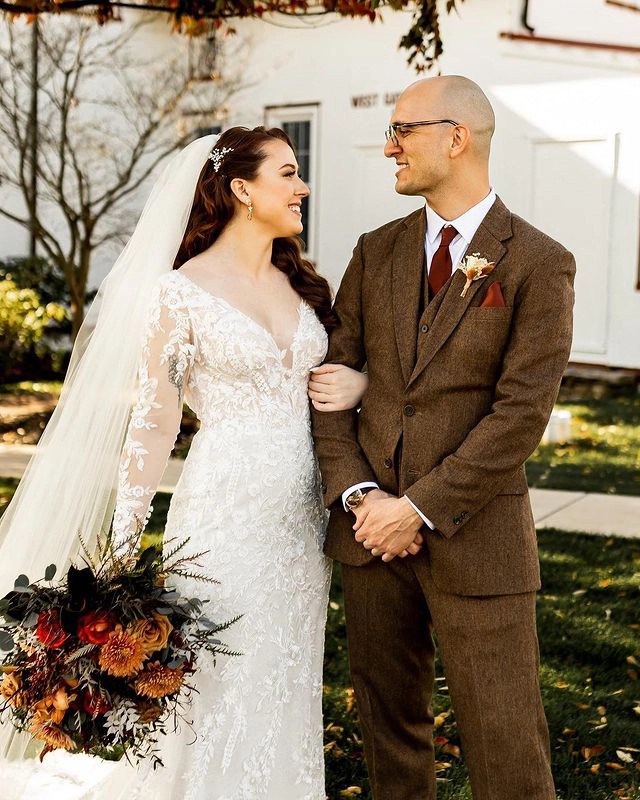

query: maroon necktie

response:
[428,225,458,296]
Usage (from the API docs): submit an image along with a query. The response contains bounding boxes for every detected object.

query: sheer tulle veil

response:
[0,133,219,766]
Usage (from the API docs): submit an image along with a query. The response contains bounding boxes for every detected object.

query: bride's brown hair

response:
[174,126,336,330]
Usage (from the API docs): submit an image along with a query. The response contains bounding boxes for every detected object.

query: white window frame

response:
[265,104,320,261]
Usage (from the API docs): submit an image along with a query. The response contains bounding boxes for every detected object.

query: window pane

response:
[282,120,312,251]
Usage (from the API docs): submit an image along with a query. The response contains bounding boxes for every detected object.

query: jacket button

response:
[403,404,415,417]
[453,516,461,525]
[421,324,429,333]
[384,457,393,468]
[321,483,327,494]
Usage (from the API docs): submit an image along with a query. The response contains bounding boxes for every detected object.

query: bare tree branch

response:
[0,15,248,338]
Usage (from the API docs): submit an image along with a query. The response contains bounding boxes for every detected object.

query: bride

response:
[0,127,368,799]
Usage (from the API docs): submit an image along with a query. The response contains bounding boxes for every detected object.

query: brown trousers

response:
[341,555,555,800]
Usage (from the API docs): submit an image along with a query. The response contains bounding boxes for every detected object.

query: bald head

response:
[402,75,495,157]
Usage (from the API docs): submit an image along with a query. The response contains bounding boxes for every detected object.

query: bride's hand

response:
[308,363,369,412]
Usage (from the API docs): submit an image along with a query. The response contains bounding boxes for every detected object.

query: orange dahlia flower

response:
[99,625,147,677]
[134,661,184,698]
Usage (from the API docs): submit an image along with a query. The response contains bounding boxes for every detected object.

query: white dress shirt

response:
[342,189,497,527]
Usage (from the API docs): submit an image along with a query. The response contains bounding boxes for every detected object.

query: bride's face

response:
[243,140,310,238]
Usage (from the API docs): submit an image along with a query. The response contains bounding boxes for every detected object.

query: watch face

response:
[347,490,364,509]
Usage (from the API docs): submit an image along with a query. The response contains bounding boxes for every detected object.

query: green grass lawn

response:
[526,384,640,496]
[1,478,637,800]
[323,531,640,800]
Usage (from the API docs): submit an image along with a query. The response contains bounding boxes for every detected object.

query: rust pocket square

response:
[480,281,506,308]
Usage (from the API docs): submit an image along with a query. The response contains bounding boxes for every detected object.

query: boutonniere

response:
[457,254,496,297]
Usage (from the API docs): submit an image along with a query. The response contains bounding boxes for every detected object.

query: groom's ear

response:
[449,124,471,159]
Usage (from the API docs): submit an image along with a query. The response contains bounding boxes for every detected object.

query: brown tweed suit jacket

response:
[311,197,576,596]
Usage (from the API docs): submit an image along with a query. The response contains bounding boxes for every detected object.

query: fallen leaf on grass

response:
[617,750,635,763]
[581,745,606,760]
[597,579,612,588]
[442,743,461,758]
[434,761,452,772]
[434,711,451,728]
[344,688,355,714]
[606,762,628,772]
[628,669,639,681]
[626,655,640,667]
[325,724,344,735]
[339,788,362,797]
[555,681,570,689]
[589,764,600,774]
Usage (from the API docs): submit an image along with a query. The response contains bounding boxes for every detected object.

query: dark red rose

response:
[82,690,111,716]
[35,609,68,649]
[77,610,119,645]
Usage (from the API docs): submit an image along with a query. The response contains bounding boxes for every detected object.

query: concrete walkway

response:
[1,444,639,539]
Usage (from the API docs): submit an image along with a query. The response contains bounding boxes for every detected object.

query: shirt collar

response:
[425,188,497,246]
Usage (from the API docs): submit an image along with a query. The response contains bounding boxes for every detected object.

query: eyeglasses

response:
[385,119,459,146]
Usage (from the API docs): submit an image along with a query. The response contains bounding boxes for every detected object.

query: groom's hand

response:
[353,490,423,562]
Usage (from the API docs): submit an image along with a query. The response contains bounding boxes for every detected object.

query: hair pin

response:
[208,146,234,173]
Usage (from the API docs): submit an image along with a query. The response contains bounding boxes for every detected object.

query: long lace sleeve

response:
[111,278,195,551]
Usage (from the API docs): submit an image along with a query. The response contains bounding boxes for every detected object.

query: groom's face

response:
[384,87,453,198]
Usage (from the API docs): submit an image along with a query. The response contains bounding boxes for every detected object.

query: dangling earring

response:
[247,200,253,221]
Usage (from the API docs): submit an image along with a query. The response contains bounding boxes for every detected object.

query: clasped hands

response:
[352,489,424,563]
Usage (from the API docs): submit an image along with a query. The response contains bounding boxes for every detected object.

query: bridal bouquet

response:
[0,530,239,767]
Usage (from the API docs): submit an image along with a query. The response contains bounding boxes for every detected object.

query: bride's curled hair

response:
[174,126,337,330]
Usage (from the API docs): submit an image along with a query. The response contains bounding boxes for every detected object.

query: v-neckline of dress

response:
[174,270,305,370]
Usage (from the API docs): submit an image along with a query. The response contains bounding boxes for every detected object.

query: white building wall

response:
[222,0,640,369]
[2,0,639,368]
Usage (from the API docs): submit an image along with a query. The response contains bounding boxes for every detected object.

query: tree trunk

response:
[70,296,85,342]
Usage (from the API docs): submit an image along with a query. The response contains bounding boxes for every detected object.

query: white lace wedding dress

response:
[16,269,331,800]
[118,269,332,800]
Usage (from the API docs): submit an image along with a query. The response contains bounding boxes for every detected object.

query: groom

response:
[311,76,575,800]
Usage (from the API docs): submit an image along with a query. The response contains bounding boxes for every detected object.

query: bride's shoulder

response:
[153,269,190,297]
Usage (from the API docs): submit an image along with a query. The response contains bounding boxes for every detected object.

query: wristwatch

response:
[345,488,371,512]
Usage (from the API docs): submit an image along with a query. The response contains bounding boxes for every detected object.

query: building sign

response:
[350,92,402,108]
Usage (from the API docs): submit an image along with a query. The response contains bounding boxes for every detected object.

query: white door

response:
[530,136,617,357]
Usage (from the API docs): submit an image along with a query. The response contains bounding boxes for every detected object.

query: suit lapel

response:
[392,207,427,385]
[408,197,512,387]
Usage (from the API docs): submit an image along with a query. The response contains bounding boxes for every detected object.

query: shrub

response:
[0,278,68,381]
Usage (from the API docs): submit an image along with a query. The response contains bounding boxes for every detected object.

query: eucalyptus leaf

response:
[67,714,80,731]
[23,612,39,627]
[154,606,174,615]
[198,618,220,630]
[44,564,57,582]
[0,631,15,651]
[12,585,34,594]
[14,574,29,588]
